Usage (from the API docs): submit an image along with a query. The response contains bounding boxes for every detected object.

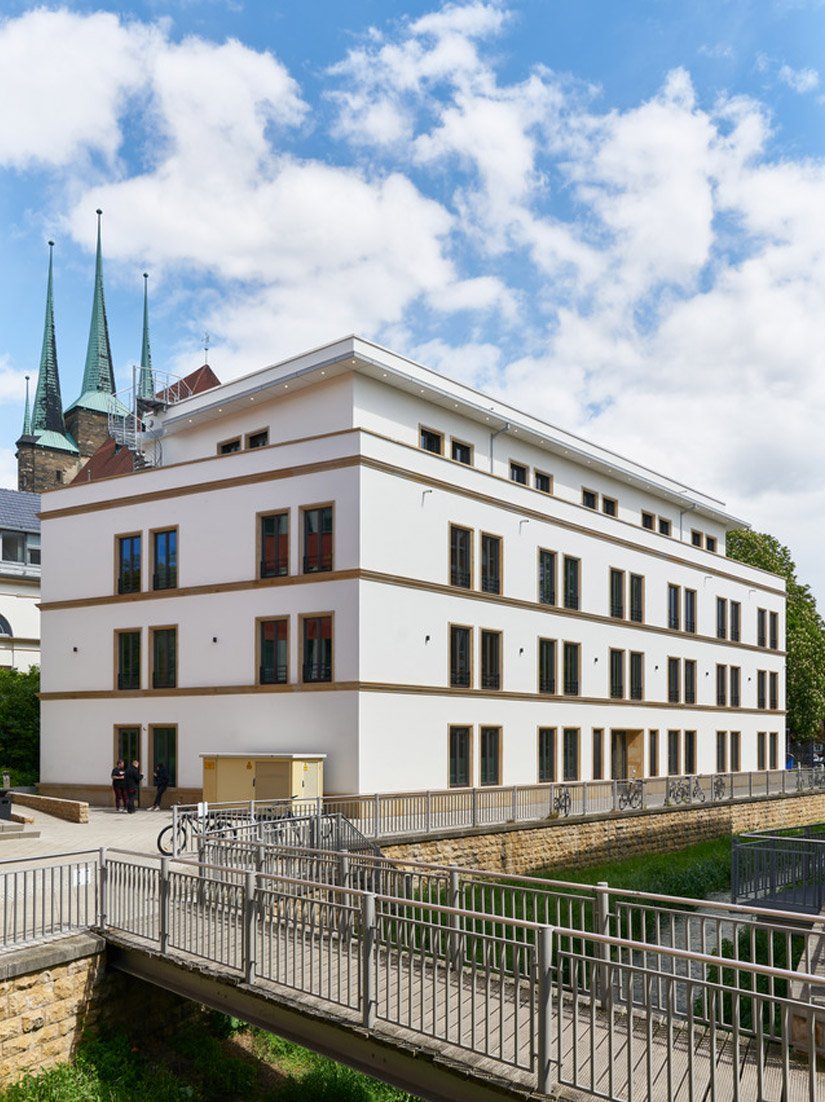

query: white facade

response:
[39,337,786,800]
[0,491,40,672]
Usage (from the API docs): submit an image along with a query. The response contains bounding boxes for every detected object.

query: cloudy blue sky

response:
[1,1,825,599]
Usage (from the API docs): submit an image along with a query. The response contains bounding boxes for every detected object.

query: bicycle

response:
[618,779,643,811]
[553,787,572,818]
[712,775,727,801]
[157,808,242,856]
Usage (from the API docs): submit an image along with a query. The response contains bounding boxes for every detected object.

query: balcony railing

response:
[481,671,500,690]
[259,665,288,685]
[153,569,177,591]
[303,662,331,683]
[450,566,470,588]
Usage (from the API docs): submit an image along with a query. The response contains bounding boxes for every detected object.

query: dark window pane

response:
[668,657,680,703]
[563,728,578,781]
[563,642,579,695]
[535,472,551,493]
[539,550,556,605]
[684,589,696,634]
[630,574,644,623]
[630,652,643,701]
[153,530,177,590]
[248,430,268,448]
[117,631,140,690]
[610,569,624,618]
[539,639,556,694]
[152,727,177,786]
[668,585,680,630]
[564,557,579,611]
[449,727,470,787]
[303,616,332,682]
[480,727,500,786]
[582,490,597,509]
[538,728,556,782]
[450,626,471,688]
[152,628,176,688]
[261,513,289,578]
[510,462,527,484]
[118,535,141,595]
[420,428,443,454]
[451,440,471,464]
[450,526,471,588]
[303,507,333,573]
[609,649,624,699]
[259,619,288,684]
[481,535,501,594]
[480,631,500,690]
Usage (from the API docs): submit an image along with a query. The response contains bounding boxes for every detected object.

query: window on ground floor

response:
[684,730,696,775]
[563,728,579,782]
[151,726,177,786]
[538,728,556,783]
[449,726,471,787]
[648,730,659,777]
[480,727,501,786]
[668,730,681,776]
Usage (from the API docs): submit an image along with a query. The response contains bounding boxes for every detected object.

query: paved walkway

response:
[2,803,173,860]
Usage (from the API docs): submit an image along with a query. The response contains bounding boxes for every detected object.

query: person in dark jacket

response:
[150,762,170,810]
[111,760,127,813]
[125,760,143,814]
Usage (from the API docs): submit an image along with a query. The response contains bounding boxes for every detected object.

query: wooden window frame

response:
[534,470,553,495]
[538,637,557,695]
[450,437,474,465]
[301,502,334,575]
[150,526,179,592]
[480,532,503,595]
[562,727,580,782]
[480,629,502,691]
[114,531,142,595]
[419,425,444,455]
[448,724,473,788]
[449,623,473,689]
[449,524,473,589]
[538,727,557,783]
[479,726,502,787]
[563,640,580,697]
[256,615,290,685]
[300,611,334,684]
[148,724,178,788]
[245,428,269,449]
[149,624,178,690]
[216,436,241,455]
[114,627,141,691]
[257,509,289,579]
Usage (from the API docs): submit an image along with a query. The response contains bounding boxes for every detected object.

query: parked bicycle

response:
[553,787,572,818]
[667,776,706,806]
[618,778,643,811]
[157,808,243,856]
[712,775,728,801]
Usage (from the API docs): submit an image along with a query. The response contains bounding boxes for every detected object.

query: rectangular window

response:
[668,584,680,630]
[769,671,778,710]
[684,730,696,775]
[684,659,696,705]
[259,618,288,684]
[247,429,269,449]
[117,534,141,594]
[730,666,741,708]
[769,732,778,771]
[260,512,288,578]
[716,664,727,707]
[602,496,617,517]
[538,728,556,783]
[535,471,552,494]
[716,730,727,773]
[116,630,140,690]
[538,549,556,606]
[609,568,624,618]
[152,529,177,591]
[769,611,779,650]
[730,601,741,642]
[563,556,580,611]
[116,726,140,767]
[641,511,655,530]
[659,518,671,536]
[668,730,681,776]
[302,615,332,683]
[716,597,727,640]
[538,638,556,694]
[510,461,527,484]
[684,589,696,634]
[218,438,240,454]
[691,530,703,547]
[630,652,644,701]
[151,627,177,689]
[563,728,579,781]
[757,731,766,771]
[449,726,471,787]
[629,574,644,623]
[480,630,501,690]
[706,536,717,553]
[420,427,443,454]
[609,648,624,699]
[451,439,472,464]
[668,657,680,703]
[563,642,580,696]
[450,525,472,588]
[303,506,333,573]
[730,731,741,772]
[449,625,472,688]
[582,489,597,509]
[479,727,501,786]
[757,670,766,710]
[757,608,767,647]
[480,534,502,594]
[151,726,177,787]
[648,730,659,777]
[592,729,604,781]
[26,534,40,565]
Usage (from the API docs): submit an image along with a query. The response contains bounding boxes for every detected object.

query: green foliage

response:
[0,666,40,783]
[699,928,804,1034]
[727,528,825,739]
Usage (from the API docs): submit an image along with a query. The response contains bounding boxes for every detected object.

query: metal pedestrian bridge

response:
[2,828,825,1101]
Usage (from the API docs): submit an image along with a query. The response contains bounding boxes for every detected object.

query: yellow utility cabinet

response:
[200,753,325,804]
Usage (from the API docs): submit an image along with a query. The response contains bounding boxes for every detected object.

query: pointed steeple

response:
[21,375,32,438]
[31,241,72,440]
[81,209,115,397]
[137,272,155,401]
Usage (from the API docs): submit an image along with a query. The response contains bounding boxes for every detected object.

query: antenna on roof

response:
[203,332,210,365]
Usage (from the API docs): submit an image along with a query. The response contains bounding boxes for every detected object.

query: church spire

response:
[137,272,155,401]
[21,375,32,438]
[32,240,70,438]
[79,209,115,399]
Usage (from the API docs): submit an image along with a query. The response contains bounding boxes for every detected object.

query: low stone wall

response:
[38,784,201,809]
[383,791,825,874]
[11,793,88,824]
[0,933,199,1087]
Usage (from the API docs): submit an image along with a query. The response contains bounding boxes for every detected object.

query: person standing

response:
[110,759,127,812]
[150,762,169,810]
[125,759,143,814]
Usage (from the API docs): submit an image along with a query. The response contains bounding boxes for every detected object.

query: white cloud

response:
[778,63,819,93]
[0,448,18,491]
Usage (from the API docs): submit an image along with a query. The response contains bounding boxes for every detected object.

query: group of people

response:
[110,760,170,813]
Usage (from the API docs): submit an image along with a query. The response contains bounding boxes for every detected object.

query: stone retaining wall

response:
[11,793,89,824]
[383,791,825,874]
[38,784,201,809]
[0,934,199,1087]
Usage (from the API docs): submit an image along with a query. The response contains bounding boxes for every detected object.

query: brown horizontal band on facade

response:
[38,424,784,598]
[39,680,785,716]
[0,575,40,589]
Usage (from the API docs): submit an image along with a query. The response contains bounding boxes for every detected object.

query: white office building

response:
[0,489,40,672]
[38,336,786,803]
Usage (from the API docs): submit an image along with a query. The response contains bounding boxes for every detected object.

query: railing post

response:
[449,868,463,968]
[536,925,554,1095]
[172,804,179,858]
[595,880,611,1010]
[98,848,108,931]
[582,783,588,818]
[611,779,618,813]
[641,778,647,810]
[731,838,739,903]
[426,790,432,835]
[373,792,379,837]
[243,869,257,985]
[361,893,376,1030]
[159,857,170,954]
[782,769,787,796]
[472,788,478,828]
[512,785,518,822]
[749,771,754,799]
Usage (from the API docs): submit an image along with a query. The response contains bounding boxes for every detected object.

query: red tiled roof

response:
[156,363,221,403]
[70,437,136,484]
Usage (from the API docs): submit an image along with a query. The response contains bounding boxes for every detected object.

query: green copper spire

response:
[21,375,32,438]
[81,209,115,396]
[28,241,78,453]
[137,272,155,401]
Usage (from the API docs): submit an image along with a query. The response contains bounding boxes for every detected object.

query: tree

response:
[727,530,825,740]
[0,666,40,784]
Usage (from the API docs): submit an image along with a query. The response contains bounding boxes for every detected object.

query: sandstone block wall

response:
[11,793,89,824]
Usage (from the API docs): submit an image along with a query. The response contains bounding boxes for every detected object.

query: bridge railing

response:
[732,825,825,913]
[170,767,812,846]
[0,849,99,950]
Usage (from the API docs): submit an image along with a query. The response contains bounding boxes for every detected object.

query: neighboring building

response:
[38,336,786,804]
[0,489,40,671]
